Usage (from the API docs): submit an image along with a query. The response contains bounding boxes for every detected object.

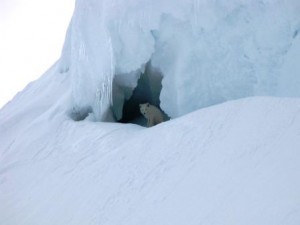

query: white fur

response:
[139,103,164,127]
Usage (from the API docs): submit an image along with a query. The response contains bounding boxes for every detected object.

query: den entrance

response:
[113,62,164,126]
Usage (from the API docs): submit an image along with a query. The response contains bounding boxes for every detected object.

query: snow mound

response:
[1,69,300,225]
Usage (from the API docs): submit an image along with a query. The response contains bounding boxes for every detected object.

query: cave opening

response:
[112,61,166,126]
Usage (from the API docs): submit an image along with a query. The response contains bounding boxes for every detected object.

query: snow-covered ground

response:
[1,0,300,224]
[1,62,300,224]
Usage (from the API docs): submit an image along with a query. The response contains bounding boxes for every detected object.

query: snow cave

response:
[112,61,165,125]
[63,0,300,125]
[69,60,166,126]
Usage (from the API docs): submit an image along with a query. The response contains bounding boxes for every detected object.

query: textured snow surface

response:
[60,0,300,119]
[1,63,300,225]
[1,0,300,224]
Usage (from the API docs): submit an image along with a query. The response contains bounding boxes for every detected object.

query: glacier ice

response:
[60,0,300,121]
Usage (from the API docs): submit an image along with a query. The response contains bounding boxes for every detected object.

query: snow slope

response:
[0,62,300,224]
[1,0,300,224]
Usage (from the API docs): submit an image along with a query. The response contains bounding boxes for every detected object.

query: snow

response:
[278,26,300,96]
[1,70,300,224]
[1,0,300,225]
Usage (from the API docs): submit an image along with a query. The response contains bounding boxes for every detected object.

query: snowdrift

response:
[0,62,300,224]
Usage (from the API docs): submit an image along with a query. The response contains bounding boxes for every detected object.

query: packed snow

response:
[1,0,300,225]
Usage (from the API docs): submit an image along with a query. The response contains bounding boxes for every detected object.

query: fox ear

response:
[147,103,150,107]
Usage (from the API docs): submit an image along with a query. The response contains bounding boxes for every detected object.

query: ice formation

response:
[60,0,300,120]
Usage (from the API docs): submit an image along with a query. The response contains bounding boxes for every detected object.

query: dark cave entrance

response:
[112,61,165,125]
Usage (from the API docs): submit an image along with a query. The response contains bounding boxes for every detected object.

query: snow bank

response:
[60,0,300,120]
[1,85,300,225]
